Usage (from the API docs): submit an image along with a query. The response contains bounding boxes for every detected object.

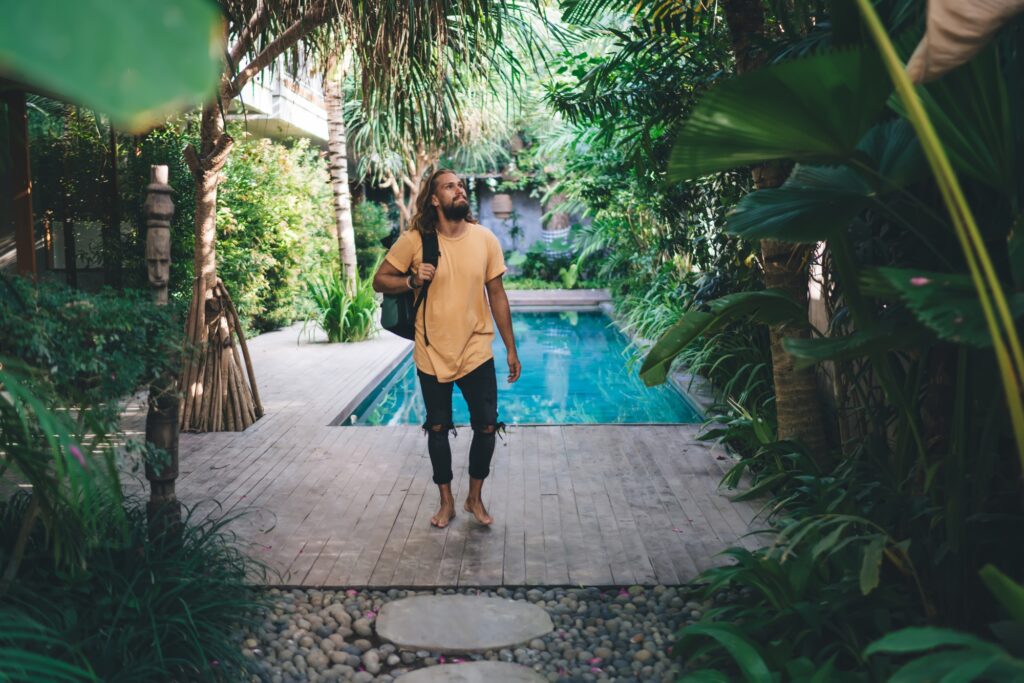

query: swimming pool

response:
[344,311,702,425]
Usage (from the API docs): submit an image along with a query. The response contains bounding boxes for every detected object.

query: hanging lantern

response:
[491,193,513,220]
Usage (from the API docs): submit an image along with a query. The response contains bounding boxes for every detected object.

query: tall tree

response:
[324,49,358,289]
[718,0,828,460]
[179,0,527,431]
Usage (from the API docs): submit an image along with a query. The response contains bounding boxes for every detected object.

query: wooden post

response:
[5,90,36,279]
[143,165,181,537]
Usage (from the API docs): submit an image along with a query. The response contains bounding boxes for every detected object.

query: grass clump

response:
[0,492,267,682]
[303,265,379,343]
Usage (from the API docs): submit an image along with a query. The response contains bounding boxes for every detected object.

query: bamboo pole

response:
[220,280,263,417]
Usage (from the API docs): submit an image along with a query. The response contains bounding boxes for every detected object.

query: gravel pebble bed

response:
[236,585,712,683]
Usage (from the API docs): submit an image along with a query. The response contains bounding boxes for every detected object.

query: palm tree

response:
[324,48,358,292]
[179,0,528,431]
[717,0,828,459]
[345,57,519,232]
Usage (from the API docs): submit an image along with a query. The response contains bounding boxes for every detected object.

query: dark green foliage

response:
[502,276,603,290]
[0,359,123,587]
[553,2,1024,680]
[0,275,264,683]
[639,289,806,386]
[513,242,593,283]
[0,493,267,683]
[28,106,338,333]
[217,136,336,333]
[0,609,97,682]
[0,276,179,438]
[669,48,891,179]
[353,201,394,277]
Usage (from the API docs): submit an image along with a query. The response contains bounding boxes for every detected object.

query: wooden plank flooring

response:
[163,423,763,587]
[121,321,766,588]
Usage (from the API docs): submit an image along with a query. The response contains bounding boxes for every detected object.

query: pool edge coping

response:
[329,342,411,426]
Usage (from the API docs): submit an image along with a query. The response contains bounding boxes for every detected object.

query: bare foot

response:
[463,498,493,526]
[430,499,455,528]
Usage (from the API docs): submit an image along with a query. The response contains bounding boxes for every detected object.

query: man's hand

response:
[506,349,521,384]
[414,262,436,286]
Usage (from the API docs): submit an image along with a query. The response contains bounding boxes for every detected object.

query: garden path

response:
[121,290,764,587]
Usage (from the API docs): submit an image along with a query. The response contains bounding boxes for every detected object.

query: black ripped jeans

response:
[418,358,504,485]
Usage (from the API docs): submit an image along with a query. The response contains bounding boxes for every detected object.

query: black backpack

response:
[380,230,439,344]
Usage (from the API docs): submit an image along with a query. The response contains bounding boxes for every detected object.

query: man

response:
[373,169,520,528]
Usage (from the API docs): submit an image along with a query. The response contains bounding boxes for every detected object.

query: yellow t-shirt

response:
[384,224,506,382]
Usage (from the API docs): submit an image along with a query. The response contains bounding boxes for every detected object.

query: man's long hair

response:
[408,168,475,235]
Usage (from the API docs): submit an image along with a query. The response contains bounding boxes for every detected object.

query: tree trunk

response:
[721,0,829,460]
[60,105,77,287]
[103,121,122,288]
[173,6,340,432]
[179,103,263,432]
[325,52,358,290]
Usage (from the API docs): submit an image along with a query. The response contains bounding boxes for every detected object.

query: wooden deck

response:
[122,306,765,587]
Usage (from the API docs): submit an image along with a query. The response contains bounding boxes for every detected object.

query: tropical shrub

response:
[0,492,266,683]
[502,276,603,290]
[217,136,336,333]
[303,265,379,343]
[0,279,265,682]
[621,3,1024,679]
[546,0,1024,679]
[0,276,179,439]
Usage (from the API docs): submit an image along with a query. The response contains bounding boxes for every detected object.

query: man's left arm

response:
[486,276,520,384]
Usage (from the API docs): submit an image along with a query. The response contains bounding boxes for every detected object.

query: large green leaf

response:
[862,268,1024,348]
[865,627,1001,656]
[640,290,806,386]
[0,0,223,131]
[980,565,1024,623]
[859,535,885,595]
[888,650,1003,683]
[853,118,927,189]
[669,48,890,180]
[726,164,871,243]
[726,119,927,244]
[783,320,934,369]
[678,623,774,683]
[914,46,1017,199]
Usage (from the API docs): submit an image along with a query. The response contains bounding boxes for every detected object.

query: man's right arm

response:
[372,260,416,294]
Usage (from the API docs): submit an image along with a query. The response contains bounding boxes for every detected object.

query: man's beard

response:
[441,199,470,221]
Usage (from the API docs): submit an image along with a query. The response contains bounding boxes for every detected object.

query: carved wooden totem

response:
[143,165,181,535]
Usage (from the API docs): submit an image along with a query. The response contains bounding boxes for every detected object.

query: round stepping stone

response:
[398,662,546,683]
[376,595,553,653]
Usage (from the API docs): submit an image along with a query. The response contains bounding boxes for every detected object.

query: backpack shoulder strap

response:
[421,230,439,267]
[413,230,439,347]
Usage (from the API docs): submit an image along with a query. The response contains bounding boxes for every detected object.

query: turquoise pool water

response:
[349,311,701,425]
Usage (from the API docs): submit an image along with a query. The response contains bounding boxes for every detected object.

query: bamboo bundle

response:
[179,277,263,432]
